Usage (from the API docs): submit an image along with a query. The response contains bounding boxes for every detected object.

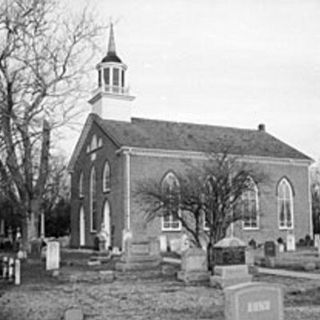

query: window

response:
[90,167,97,231]
[113,68,119,86]
[102,161,111,192]
[161,172,181,231]
[91,135,97,151]
[278,178,294,229]
[203,176,216,230]
[104,68,110,85]
[121,70,125,87]
[98,70,102,87]
[79,172,84,198]
[242,177,259,229]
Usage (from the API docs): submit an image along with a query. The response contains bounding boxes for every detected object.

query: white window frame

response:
[278,178,294,230]
[242,178,259,230]
[79,172,84,199]
[102,160,111,193]
[161,172,182,232]
[90,167,97,232]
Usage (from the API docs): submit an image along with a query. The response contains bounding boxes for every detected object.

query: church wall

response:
[70,122,125,249]
[129,153,311,247]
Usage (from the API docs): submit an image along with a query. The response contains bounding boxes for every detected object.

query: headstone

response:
[2,256,8,279]
[8,226,13,243]
[177,248,210,284]
[225,282,284,320]
[286,234,296,251]
[46,241,60,271]
[170,238,182,253]
[278,243,285,253]
[210,237,252,288]
[149,237,160,257]
[115,235,162,271]
[180,234,190,253]
[8,257,14,281]
[159,235,167,252]
[264,241,276,257]
[30,239,42,259]
[314,234,320,248]
[64,307,83,320]
[245,248,255,266]
[14,259,21,285]
[0,219,5,235]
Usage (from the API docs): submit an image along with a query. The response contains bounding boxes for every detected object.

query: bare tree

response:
[0,0,104,250]
[135,151,266,270]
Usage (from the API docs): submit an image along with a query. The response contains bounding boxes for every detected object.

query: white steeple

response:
[88,23,135,122]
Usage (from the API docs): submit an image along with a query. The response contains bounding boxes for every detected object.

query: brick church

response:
[68,25,313,251]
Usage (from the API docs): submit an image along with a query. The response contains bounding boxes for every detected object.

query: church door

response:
[102,201,111,248]
[79,206,85,247]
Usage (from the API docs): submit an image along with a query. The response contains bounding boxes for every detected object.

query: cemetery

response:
[2,232,320,319]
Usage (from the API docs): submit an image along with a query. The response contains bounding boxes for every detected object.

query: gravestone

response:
[30,239,43,259]
[177,247,210,284]
[314,234,320,248]
[115,234,161,271]
[170,238,182,253]
[180,234,190,253]
[286,234,296,251]
[46,241,60,271]
[225,282,284,320]
[159,235,167,252]
[64,307,83,320]
[264,241,276,257]
[210,237,252,288]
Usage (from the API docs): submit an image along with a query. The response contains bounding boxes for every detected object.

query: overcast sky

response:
[64,0,320,161]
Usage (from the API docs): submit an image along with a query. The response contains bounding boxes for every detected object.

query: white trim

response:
[124,150,131,230]
[90,167,97,232]
[308,169,314,238]
[277,178,294,230]
[79,206,85,246]
[102,160,111,193]
[161,214,182,232]
[79,172,84,198]
[242,179,260,230]
[116,146,312,167]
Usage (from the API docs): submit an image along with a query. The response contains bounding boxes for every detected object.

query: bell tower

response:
[89,24,135,122]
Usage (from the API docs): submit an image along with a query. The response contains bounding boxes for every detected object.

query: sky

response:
[63,0,320,161]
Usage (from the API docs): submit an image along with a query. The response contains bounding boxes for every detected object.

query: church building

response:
[68,25,313,251]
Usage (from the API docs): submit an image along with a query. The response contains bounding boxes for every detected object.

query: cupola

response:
[89,23,135,122]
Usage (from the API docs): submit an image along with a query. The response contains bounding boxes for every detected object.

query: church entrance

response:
[102,200,111,248]
[79,206,85,247]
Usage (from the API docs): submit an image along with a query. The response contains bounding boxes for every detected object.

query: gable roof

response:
[68,113,312,171]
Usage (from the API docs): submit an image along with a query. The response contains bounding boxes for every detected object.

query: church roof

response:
[93,114,311,161]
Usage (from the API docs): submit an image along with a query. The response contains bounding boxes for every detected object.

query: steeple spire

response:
[108,23,116,54]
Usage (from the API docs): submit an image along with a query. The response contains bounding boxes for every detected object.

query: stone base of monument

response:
[89,250,112,265]
[177,248,210,285]
[177,270,210,284]
[115,238,162,272]
[210,265,252,289]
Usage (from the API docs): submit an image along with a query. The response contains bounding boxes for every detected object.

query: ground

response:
[2,250,320,320]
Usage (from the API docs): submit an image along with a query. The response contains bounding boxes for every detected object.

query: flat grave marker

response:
[225,282,284,320]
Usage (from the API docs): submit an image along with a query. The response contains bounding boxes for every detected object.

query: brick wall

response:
[70,122,125,249]
[129,153,311,246]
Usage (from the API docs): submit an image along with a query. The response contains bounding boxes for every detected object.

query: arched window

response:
[203,175,216,230]
[91,134,97,151]
[102,160,111,192]
[161,172,181,231]
[242,177,259,229]
[90,167,97,231]
[278,178,294,229]
[79,172,84,198]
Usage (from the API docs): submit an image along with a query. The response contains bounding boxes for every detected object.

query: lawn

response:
[1,249,320,320]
